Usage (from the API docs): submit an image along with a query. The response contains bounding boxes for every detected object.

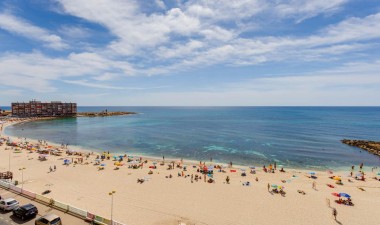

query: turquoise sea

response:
[4,107,380,169]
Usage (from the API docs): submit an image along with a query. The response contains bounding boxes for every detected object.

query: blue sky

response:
[1,0,380,106]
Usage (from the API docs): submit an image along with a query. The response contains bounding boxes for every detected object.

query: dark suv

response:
[12,203,38,220]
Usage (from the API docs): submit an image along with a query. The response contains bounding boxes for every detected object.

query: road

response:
[0,188,90,225]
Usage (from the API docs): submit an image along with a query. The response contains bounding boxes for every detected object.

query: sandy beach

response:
[1,119,380,225]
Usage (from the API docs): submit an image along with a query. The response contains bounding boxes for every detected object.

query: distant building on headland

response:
[11,100,77,117]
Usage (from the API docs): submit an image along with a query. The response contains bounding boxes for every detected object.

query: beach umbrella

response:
[331,193,340,197]
[153,162,157,165]
[208,166,214,171]
[377,172,380,176]
[100,164,106,166]
[333,176,341,180]
[356,173,363,177]
[240,168,246,172]
[339,193,351,198]
[249,166,255,169]
[308,171,316,175]
[271,184,278,188]
[95,159,101,162]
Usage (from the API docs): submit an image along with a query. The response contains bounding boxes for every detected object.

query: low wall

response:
[0,180,125,225]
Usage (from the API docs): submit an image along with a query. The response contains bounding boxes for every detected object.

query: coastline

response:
[3,118,356,173]
[1,118,380,225]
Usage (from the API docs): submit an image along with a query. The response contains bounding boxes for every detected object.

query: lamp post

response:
[19,167,26,193]
[109,191,116,224]
[8,150,11,171]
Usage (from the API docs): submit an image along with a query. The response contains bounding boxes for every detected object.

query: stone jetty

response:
[341,139,380,157]
[77,111,137,117]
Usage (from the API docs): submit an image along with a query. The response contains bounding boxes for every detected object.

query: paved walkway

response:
[0,188,90,225]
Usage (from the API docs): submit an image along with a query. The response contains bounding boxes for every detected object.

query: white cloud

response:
[0,12,67,49]
[274,0,347,22]
[63,79,125,89]
[58,25,90,39]
[122,61,380,106]
[155,0,166,9]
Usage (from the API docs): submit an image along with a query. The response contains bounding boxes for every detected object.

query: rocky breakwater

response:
[77,111,137,117]
[341,139,380,157]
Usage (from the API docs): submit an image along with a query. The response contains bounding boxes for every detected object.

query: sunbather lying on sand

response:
[297,190,306,195]
[137,178,145,183]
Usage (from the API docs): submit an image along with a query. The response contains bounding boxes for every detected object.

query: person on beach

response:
[274,162,276,170]
[326,198,331,208]
[312,181,316,190]
[226,176,230,184]
[267,183,270,192]
[54,165,56,171]
[332,208,337,220]
[49,166,52,173]
[191,174,193,183]
[360,163,363,171]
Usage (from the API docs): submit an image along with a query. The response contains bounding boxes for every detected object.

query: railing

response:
[0,180,125,225]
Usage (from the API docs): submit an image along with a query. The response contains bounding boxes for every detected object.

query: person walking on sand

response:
[274,162,277,170]
[191,174,193,183]
[312,181,316,190]
[267,183,270,192]
[49,166,52,173]
[332,207,337,220]
[54,165,56,171]
[226,176,230,184]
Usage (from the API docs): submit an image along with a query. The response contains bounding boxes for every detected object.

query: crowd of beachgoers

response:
[1,117,380,225]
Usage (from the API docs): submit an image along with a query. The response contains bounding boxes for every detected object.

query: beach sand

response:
[1,120,380,225]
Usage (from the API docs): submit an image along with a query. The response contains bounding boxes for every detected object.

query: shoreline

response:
[1,118,380,225]
[2,118,377,173]
[2,118,355,173]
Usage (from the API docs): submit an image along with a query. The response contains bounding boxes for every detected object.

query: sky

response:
[1,0,380,106]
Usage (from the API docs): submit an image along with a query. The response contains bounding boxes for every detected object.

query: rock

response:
[341,139,380,157]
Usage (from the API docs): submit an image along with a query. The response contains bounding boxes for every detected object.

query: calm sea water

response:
[4,107,380,169]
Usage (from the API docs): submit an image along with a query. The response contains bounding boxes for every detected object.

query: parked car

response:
[13,203,38,220]
[35,214,62,225]
[0,198,19,211]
